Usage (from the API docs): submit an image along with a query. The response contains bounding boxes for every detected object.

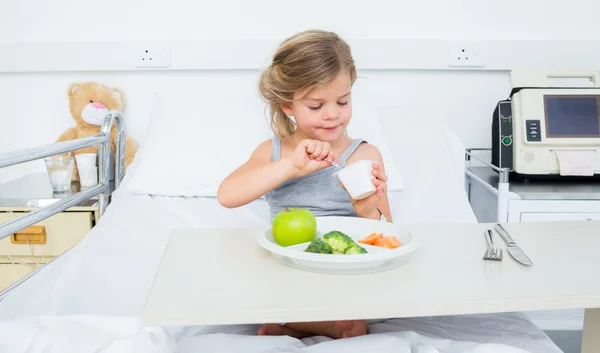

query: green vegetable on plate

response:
[304,230,367,255]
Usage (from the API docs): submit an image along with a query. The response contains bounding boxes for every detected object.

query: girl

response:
[217,29,392,339]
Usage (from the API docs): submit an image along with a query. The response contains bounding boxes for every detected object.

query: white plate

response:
[257,216,419,274]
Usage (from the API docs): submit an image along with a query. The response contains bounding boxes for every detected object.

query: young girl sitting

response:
[217,29,392,340]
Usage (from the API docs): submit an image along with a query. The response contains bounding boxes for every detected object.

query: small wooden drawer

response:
[0,263,43,291]
[0,212,92,262]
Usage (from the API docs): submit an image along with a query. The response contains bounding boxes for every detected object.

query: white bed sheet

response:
[0,187,562,353]
[0,313,563,353]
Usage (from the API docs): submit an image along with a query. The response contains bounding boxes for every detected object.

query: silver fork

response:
[483,229,503,261]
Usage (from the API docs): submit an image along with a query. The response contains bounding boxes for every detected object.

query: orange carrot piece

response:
[374,237,394,248]
[359,233,381,245]
[388,236,402,248]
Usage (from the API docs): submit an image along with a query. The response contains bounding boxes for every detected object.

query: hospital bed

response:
[0,95,568,353]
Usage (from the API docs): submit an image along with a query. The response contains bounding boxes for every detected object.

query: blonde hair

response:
[258,29,357,139]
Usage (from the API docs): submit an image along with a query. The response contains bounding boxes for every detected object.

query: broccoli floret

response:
[304,238,334,254]
[345,243,368,254]
[305,231,368,255]
[322,230,355,254]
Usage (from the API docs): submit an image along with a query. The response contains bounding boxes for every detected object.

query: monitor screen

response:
[544,95,600,137]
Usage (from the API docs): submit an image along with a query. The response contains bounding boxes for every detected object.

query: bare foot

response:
[272,320,368,339]
[256,323,311,339]
[335,320,369,338]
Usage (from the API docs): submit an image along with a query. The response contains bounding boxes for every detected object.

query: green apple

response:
[272,208,317,246]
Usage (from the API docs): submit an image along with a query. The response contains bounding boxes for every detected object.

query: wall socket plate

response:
[133,42,171,68]
[448,42,485,68]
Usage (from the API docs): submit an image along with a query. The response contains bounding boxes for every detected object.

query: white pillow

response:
[127,91,404,198]
[443,123,467,187]
[376,104,477,224]
[126,92,272,197]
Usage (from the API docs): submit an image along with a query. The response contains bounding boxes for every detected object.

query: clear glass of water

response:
[44,156,74,192]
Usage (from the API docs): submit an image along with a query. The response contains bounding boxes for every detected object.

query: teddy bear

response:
[56,81,138,182]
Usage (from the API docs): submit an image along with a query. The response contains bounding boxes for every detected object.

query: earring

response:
[287,114,294,119]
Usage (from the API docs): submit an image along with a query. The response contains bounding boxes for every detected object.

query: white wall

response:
[2,0,599,41]
[1,0,599,183]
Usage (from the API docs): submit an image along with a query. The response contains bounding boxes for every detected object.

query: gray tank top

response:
[264,137,367,220]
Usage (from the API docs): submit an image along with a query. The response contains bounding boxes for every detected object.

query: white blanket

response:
[0,315,541,353]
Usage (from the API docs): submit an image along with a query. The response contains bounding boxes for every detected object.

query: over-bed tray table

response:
[142,221,600,353]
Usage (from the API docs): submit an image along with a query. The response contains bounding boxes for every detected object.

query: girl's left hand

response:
[340,162,388,220]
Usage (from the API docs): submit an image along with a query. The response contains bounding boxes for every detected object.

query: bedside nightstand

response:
[0,174,114,291]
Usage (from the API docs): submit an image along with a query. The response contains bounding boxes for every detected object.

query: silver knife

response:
[494,223,533,266]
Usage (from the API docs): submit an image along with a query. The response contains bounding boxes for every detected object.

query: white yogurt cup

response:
[79,167,98,187]
[333,160,377,200]
[75,153,97,169]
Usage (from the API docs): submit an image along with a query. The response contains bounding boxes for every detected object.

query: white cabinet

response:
[466,166,600,224]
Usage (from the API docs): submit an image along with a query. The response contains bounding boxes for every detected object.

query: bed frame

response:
[464,148,510,222]
[0,110,127,300]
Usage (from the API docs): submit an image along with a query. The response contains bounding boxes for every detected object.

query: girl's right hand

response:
[291,139,337,177]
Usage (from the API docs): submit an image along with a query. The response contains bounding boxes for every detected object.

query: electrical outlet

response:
[448,42,485,68]
[133,42,171,68]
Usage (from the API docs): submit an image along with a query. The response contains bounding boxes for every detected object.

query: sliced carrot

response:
[358,232,381,245]
[388,236,402,248]
[359,233,401,249]
[374,237,394,249]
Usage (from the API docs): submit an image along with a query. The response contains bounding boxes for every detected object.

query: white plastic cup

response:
[79,167,98,187]
[333,160,377,200]
[75,153,97,169]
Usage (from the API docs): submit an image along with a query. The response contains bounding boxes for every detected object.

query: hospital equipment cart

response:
[466,162,600,224]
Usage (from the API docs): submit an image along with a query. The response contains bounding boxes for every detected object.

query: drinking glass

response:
[44,156,74,192]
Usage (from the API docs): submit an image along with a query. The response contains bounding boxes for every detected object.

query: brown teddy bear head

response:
[67,81,126,128]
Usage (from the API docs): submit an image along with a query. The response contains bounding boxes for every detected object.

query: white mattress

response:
[0,185,564,353]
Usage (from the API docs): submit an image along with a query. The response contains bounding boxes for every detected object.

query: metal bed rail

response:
[0,110,126,300]
[464,148,510,223]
